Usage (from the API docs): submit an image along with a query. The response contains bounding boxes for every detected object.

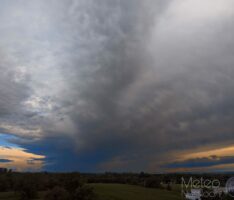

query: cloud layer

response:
[0,0,234,172]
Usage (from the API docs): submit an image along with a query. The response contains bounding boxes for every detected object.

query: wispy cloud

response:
[0,159,12,163]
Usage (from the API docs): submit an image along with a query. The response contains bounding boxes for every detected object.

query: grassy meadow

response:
[0,184,182,200]
[92,183,182,200]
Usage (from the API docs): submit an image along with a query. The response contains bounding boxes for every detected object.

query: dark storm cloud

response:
[0,0,234,171]
[52,0,234,171]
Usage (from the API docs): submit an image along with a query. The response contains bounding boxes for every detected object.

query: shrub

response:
[144,177,161,188]
[0,176,9,192]
[73,185,96,200]
[64,177,83,193]
[18,179,38,200]
[44,186,70,200]
[166,183,172,191]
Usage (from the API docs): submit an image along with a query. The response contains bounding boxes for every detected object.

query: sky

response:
[0,0,234,172]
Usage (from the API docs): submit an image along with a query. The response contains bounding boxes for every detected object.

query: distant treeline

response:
[84,171,232,187]
[0,168,95,200]
[0,168,233,200]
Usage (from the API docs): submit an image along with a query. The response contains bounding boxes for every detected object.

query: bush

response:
[64,177,83,193]
[144,178,161,188]
[166,184,172,191]
[44,186,70,200]
[0,176,9,192]
[18,179,38,200]
[73,185,96,200]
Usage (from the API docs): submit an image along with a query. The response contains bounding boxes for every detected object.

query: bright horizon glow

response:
[0,134,45,171]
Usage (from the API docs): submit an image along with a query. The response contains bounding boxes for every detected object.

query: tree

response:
[44,186,70,200]
[17,179,38,200]
[73,185,96,200]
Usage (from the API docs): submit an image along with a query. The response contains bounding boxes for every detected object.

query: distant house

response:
[185,189,202,200]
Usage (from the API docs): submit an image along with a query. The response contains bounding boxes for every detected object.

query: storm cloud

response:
[0,0,234,172]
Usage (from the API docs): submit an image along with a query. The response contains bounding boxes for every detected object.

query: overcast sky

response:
[0,0,234,172]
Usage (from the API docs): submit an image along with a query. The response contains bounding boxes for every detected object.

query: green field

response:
[91,184,182,200]
[0,184,182,200]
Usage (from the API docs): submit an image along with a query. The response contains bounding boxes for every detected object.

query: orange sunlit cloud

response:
[180,145,234,161]
[163,145,234,172]
[0,146,45,171]
[167,163,234,173]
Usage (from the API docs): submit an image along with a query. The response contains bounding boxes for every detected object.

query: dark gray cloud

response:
[56,0,234,171]
[0,0,234,171]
